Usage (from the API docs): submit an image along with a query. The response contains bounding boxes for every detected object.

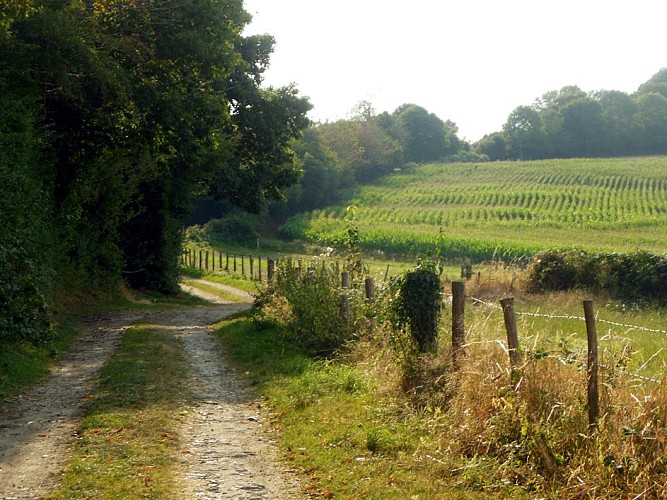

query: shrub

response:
[205,213,260,247]
[526,250,577,292]
[527,249,667,305]
[269,260,352,356]
[600,251,667,304]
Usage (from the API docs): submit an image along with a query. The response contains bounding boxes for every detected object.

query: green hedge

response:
[526,249,667,304]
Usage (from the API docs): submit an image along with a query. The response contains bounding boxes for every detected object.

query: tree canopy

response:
[477,69,667,160]
[0,0,310,343]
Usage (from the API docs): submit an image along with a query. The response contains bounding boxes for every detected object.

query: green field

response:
[280,157,667,261]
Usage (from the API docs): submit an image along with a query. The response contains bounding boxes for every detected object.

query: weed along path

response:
[0,285,301,499]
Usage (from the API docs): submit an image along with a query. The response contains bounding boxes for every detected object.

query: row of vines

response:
[281,157,667,260]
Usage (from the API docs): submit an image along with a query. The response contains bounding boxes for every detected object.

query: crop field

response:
[280,157,667,261]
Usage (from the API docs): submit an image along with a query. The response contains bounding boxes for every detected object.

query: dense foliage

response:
[477,70,667,160]
[527,249,667,305]
[0,0,310,344]
[389,261,443,352]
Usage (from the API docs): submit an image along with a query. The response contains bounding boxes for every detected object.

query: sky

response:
[242,0,666,142]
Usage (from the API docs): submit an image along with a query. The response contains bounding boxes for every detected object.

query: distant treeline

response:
[267,69,667,221]
[268,102,480,219]
[477,70,667,161]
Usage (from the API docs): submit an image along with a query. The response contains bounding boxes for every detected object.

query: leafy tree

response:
[476,132,508,161]
[503,106,545,160]
[1,0,312,335]
[635,92,667,155]
[283,128,342,213]
[317,120,366,188]
[392,104,455,163]
[595,89,640,156]
[637,67,667,98]
[557,96,605,157]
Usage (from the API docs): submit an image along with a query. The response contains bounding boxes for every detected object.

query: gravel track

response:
[0,286,301,499]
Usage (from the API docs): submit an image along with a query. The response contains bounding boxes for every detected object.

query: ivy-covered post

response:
[391,261,443,353]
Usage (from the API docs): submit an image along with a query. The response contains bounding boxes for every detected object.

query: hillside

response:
[280,157,667,261]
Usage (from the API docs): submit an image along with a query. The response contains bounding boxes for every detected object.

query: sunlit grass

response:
[217,265,667,498]
[0,324,77,403]
[215,313,505,498]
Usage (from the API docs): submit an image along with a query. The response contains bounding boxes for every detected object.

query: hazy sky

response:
[243,0,665,142]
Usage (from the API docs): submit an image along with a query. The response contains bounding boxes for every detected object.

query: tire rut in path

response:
[0,311,144,499]
[174,305,302,499]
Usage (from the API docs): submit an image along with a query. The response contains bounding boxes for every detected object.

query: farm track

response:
[0,285,300,499]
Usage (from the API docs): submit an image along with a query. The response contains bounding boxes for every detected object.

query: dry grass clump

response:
[400,327,667,497]
[464,260,527,303]
[376,263,667,497]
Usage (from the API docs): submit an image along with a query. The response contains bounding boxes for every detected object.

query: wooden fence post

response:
[584,299,600,428]
[219,251,223,270]
[258,256,262,281]
[452,281,466,367]
[233,254,237,273]
[198,250,203,271]
[205,250,209,271]
[500,297,521,382]
[250,256,254,280]
[241,255,245,276]
[364,276,374,303]
[340,271,351,322]
[267,258,275,282]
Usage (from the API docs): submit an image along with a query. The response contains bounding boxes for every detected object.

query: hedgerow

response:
[527,249,667,304]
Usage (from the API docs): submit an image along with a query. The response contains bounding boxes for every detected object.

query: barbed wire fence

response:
[445,291,666,385]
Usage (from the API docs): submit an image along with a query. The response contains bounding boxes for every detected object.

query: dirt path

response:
[0,311,144,499]
[181,279,255,303]
[0,287,301,499]
[173,310,301,499]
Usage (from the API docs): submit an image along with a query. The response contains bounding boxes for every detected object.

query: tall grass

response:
[241,258,667,498]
